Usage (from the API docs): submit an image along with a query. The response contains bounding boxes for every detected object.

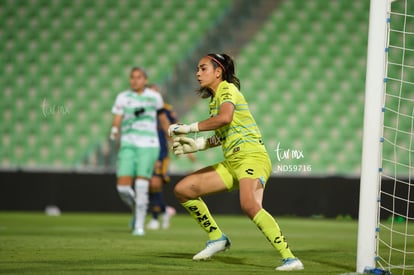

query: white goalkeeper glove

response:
[109,126,119,140]
[168,122,199,137]
[172,136,207,155]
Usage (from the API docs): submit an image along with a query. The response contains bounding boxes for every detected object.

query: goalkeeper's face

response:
[196,57,222,89]
[130,70,147,92]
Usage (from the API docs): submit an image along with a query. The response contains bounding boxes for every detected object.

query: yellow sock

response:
[181,198,223,240]
[253,209,295,259]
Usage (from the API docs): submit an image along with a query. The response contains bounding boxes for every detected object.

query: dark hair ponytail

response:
[207,53,240,90]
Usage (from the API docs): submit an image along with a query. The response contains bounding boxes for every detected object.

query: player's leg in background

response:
[117,176,135,212]
[116,146,136,230]
[133,176,150,236]
[149,157,175,229]
[147,162,165,230]
[133,146,160,236]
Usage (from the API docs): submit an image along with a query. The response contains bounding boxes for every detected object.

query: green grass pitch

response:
[0,212,359,274]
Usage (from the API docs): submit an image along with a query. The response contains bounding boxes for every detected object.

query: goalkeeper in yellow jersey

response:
[168,53,304,271]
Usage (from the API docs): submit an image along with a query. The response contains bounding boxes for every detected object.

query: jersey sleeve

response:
[155,93,164,111]
[111,93,124,115]
[217,83,237,107]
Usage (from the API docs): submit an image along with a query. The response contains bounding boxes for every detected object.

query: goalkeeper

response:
[168,53,304,271]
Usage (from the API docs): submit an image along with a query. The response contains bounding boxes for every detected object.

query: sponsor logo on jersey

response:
[245,168,254,175]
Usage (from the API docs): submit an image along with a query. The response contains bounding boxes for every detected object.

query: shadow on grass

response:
[159,253,269,269]
[158,252,195,259]
[301,249,355,272]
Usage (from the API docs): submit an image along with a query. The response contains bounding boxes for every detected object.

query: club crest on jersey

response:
[221,92,232,101]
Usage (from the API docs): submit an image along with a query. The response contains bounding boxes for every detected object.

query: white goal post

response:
[357,0,389,273]
[358,0,414,273]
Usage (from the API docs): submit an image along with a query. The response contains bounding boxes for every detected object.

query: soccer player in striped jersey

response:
[168,54,304,271]
[110,67,170,236]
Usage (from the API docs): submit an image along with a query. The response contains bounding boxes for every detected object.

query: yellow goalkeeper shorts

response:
[212,151,272,191]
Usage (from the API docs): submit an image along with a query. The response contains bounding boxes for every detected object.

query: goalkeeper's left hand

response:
[172,136,207,155]
[168,122,199,137]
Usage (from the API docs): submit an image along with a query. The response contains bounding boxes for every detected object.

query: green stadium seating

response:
[1,0,412,177]
[0,0,231,168]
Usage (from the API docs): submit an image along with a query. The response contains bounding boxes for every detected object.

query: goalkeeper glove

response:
[172,136,207,155]
[168,122,199,137]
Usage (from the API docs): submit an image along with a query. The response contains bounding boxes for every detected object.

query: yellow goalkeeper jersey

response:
[209,80,267,158]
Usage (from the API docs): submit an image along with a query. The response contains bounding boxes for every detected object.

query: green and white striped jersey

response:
[112,88,163,148]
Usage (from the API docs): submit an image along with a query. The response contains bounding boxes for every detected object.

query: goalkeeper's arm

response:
[168,102,234,136]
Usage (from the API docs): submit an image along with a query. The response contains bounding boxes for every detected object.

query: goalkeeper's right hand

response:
[172,136,207,155]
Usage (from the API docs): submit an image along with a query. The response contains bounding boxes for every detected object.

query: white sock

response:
[117,185,135,209]
[134,178,149,230]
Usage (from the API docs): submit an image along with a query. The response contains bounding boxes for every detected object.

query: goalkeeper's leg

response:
[174,166,231,260]
[239,178,303,271]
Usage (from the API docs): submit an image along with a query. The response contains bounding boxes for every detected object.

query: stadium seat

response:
[2,0,412,178]
[0,0,232,168]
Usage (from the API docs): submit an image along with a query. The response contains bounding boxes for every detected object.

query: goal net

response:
[377,0,414,273]
[357,0,414,273]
